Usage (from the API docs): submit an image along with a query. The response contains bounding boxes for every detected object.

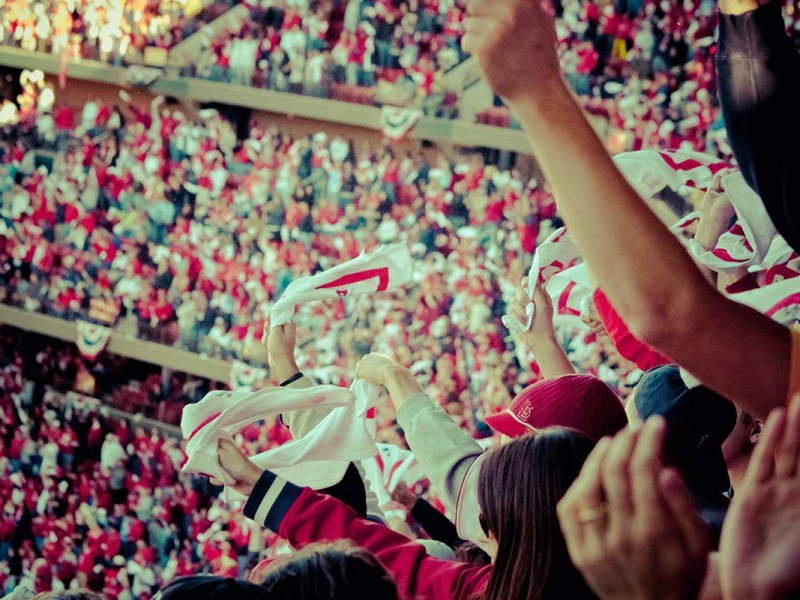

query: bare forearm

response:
[384,367,424,411]
[508,83,790,416]
[510,83,710,336]
[527,335,576,379]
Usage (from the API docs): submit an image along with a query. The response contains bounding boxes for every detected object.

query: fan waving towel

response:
[613,149,730,198]
[502,227,582,332]
[270,242,414,328]
[181,381,379,502]
[616,150,781,273]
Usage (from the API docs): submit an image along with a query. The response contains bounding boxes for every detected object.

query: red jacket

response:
[592,288,670,371]
[243,471,491,600]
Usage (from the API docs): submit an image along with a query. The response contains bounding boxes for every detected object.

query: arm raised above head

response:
[462,0,792,418]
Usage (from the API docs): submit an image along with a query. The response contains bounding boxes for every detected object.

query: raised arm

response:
[217,440,490,600]
[355,354,489,545]
[462,0,792,418]
[716,0,800,252]
[508,277,576,378]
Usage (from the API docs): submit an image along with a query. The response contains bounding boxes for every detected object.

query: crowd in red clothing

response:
[2,89,643,433]
[193,0,465,112]
[0,329,304,598]
[0,0,235,66]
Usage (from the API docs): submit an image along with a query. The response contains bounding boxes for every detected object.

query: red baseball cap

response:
[484,374,627,441]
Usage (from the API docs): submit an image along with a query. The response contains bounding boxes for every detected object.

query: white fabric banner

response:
[181,380,379,503]
[75,321,113,360]
[271,242,413,328]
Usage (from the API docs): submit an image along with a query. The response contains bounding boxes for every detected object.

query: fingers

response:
[516,283,531,305]
[630,417,667,515]
[601,427,639,514]
[462,16,496,54]
[465,0,495,18]
[775,393,800,478]
[745,407,786,486]
[659,467,710,559]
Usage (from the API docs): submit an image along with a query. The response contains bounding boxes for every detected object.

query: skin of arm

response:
[718,0,768,16]
[462,0,791,418]
[383,365,425,410]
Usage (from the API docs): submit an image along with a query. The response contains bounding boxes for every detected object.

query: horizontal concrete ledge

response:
[0,46,533,154]
[0,304,231,383]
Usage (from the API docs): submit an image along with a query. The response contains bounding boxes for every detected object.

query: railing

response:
[0,46,534,155]
[0,304,231,383]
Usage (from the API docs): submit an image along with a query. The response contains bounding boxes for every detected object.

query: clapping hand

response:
[719,394,800,600]
[557,418,711,600]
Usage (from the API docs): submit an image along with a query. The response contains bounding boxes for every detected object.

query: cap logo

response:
[516,400,533,422]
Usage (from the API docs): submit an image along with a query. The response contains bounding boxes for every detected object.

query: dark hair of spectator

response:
[257,540,399,600]
[477,428,596,600]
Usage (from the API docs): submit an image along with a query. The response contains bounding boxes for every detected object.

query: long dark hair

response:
[478,428,596,600]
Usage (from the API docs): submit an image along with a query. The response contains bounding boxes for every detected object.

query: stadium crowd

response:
[0,82,642,428]
[5,0,799,151]
[3,0,800,597]
[0,0,236,65]
[0,328,294,597]
[190,0,730,145]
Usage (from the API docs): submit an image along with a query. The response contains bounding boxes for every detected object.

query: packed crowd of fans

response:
[190,0,465,112]
[6,0,799,153]
[0,83,643,430]
[4,0,800,597]
[0,0,237,65]
[0,328,294,597]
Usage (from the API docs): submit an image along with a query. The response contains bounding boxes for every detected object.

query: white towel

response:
[502,227,582,332]
[728,277,800,327]
[181,381,379,502]
[361,443,426,508]
[270,242,414,328]
[616,150,781,274]
[614,149,728,198]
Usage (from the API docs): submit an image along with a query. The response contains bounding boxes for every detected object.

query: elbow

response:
[621,287,705,355]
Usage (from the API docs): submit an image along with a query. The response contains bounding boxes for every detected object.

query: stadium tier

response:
[3,0,800,598]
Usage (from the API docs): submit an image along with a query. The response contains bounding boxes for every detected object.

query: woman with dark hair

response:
[214,428,597,600]
[251,540,398,599]
[477,431,597,600]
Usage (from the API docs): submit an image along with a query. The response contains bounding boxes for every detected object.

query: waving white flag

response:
[271,242,413,328]
[181,380,379,503]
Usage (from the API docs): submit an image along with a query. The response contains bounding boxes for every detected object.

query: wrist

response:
[506,76,572,123]
[241,466,263,496]
[525,329,559,351]
[384,366,423,409]
[272,359,300,383]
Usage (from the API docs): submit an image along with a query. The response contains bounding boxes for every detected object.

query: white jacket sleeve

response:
[396,392,489,547]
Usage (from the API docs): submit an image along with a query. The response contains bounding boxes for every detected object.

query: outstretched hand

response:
[215,439,262,497]
[462,0,562,107]
[557,417,711,600]
[719,394,800,600]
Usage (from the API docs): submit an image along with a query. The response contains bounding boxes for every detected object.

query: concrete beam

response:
[0,304,231,383]
[0,47,533,154]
